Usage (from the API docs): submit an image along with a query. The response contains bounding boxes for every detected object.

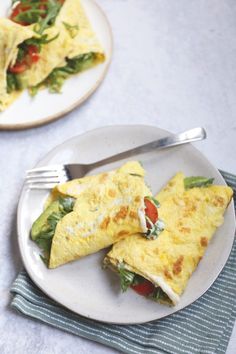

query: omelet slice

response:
[104,172,233,305]
[20,0,105,90]
[58,0,105,60]
[32,161,155,268]
[18,25,71,87]
[49,172,151,268]
[0,18,36,111]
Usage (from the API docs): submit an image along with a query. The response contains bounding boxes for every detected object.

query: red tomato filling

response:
[9,62,28,74]
[131,279,155,296]
[9,45,40,74]
[27,45,40,63]
[10,4,31,25]
[144,197,158,229]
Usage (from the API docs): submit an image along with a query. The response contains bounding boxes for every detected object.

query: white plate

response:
[17,125,235,324]
[0,0,112,130]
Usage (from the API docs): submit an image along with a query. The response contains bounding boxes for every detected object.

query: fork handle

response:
[90,127,206,169]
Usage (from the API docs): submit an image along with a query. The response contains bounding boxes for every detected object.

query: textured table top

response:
[1,0,236,353]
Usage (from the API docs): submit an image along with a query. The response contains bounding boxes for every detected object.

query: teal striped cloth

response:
[11,171,236,354]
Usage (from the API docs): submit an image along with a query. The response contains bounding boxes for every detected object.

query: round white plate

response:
[17,125,235,324]
[0,0,112,130]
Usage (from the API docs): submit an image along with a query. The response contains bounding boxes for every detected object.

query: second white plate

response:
[0,0,112,130]
[17,125,235,324]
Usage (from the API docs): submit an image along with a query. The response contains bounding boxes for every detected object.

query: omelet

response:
[0,18,36,111]
[18,25,71,87]
[49,172,151,268]
[104,172,233,305]
[19,0,105,89]
[31,161,157,269]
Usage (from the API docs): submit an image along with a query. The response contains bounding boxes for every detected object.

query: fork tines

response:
[26,165,68,189]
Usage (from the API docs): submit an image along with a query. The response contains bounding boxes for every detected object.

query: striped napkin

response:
[11,171,236,354]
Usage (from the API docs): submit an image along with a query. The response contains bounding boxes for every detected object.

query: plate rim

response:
[17,124,236,324]
[0,0,113,131]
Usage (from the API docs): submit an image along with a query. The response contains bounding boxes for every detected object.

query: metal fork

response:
[26,127,206,189]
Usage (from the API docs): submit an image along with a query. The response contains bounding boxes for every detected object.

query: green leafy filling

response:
[14,8,46,25]
[145,218,165,240]
[117,262,135,292]
[184,176,214,189]
[34,0,62,35]
[24,33,60,51]
[7,34,59,93]
[34,196,75,264]
[30,52,96,95]
[6,73,22,93]
[150,287,169,302]
[11,0,63,34]
[117,262,169,301]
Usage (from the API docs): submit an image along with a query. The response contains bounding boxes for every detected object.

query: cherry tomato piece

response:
[9,62,28,74]
[27,45,40,63]
[144,198,158,228]
[131,279,155,296]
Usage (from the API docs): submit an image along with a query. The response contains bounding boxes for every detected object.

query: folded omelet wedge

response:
[49,171,151,268]
[104,172,233,305]
[57,0,105,59]
[18,25,71,88]
[0,18,36,111]
[19,0,105,89]
[31,161,154,269]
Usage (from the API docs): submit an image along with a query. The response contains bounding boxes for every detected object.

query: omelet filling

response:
[32,196,75,264]
[117,262,171,303]
[29,52,101,95]
[7,34,58,92]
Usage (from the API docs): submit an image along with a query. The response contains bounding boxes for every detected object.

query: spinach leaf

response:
[34,0,62,35]
[14,8,46,25]
[150,287,169,302]
[23,33,60,53]
[118,262,135,292]
[34,196,75,264]
[11,0,63,32]
[38,53,96,93]
[35,230,54,260]
[6,73,22,93]
[184,176,214,189]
